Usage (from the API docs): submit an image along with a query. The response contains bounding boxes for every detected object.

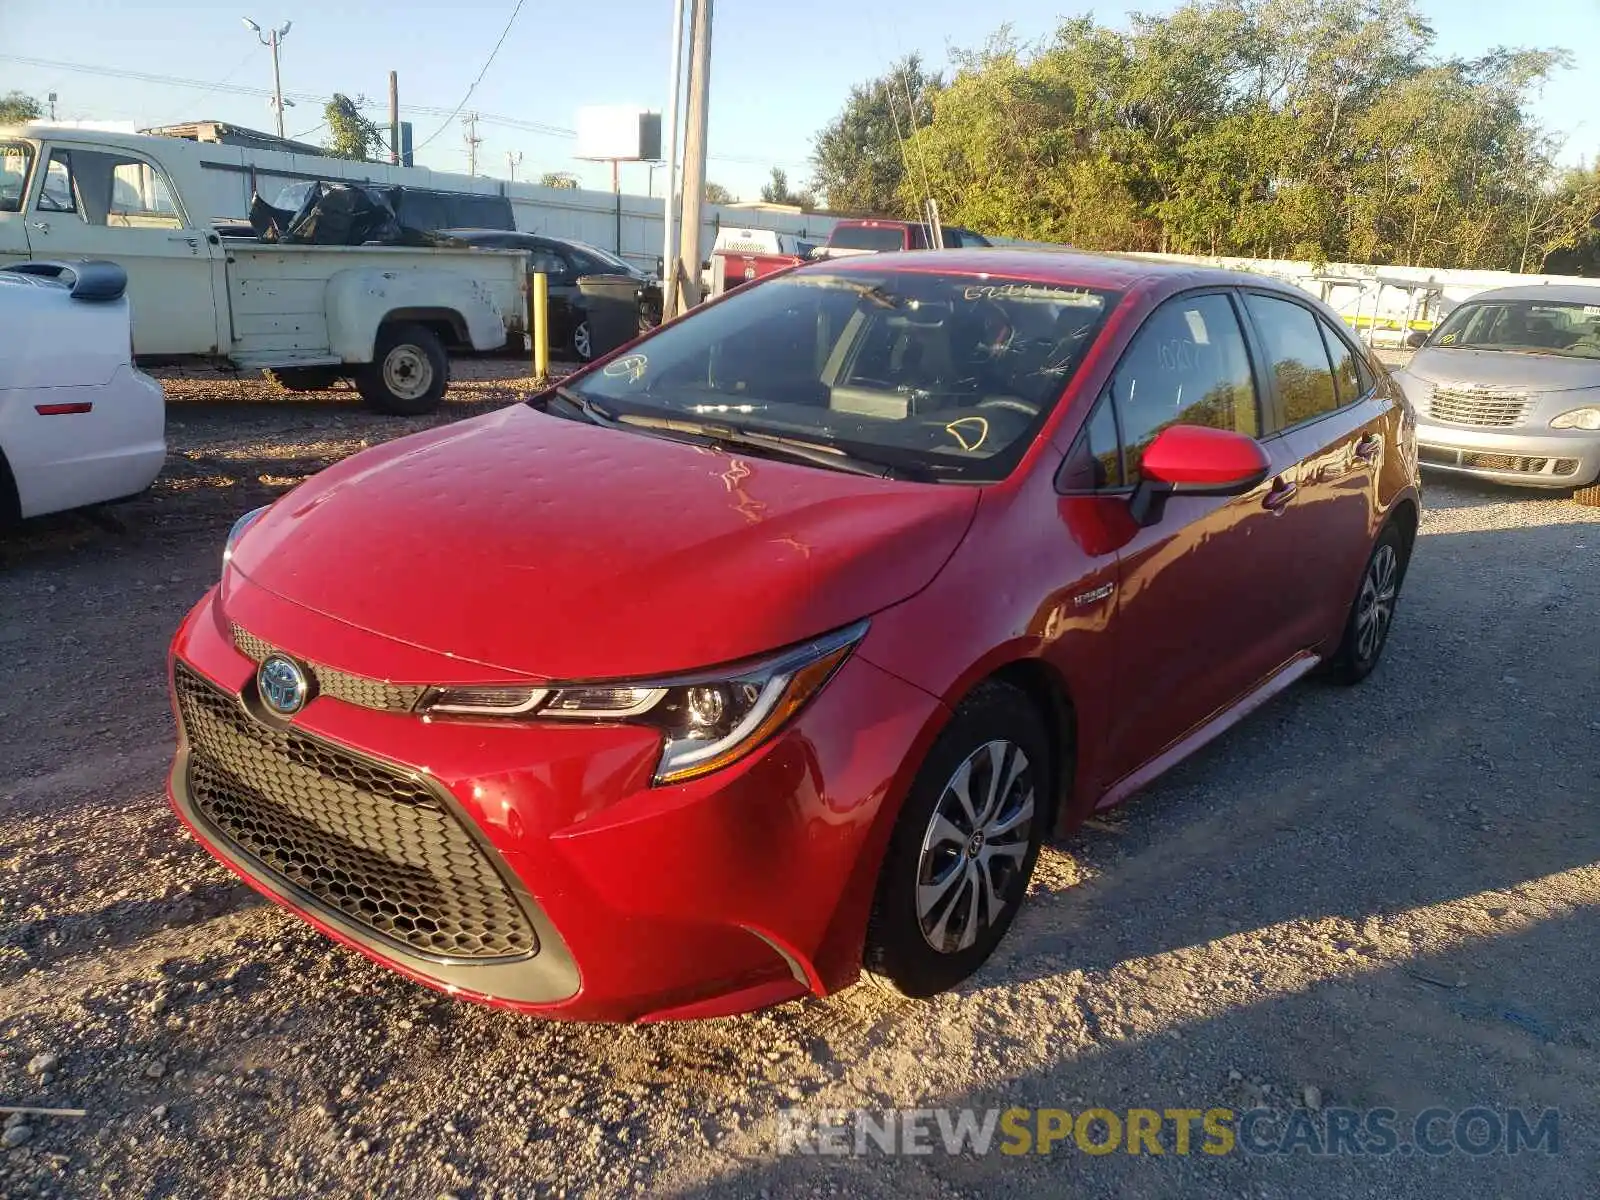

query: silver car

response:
[1393,284,1600,505]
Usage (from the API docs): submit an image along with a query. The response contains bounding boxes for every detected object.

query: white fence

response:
[188,142,840,273]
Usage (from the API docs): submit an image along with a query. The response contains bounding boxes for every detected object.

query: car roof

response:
[1451,283,1600,305]
[804,247,1301,296]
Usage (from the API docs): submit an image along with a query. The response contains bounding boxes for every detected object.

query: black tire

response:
[0,448,20,528]
[1574,481,1600,508]
[1325,520,1410,685]
[864,681,1052,998]
[355,323,449,416]
[263,366,342,392]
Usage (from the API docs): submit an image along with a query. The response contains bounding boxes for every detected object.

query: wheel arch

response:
[985,657,1079,834]
[379,307,470,349]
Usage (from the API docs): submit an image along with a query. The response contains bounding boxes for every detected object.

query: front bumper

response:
[1413,417,1600,489]
[167,585,942,1022]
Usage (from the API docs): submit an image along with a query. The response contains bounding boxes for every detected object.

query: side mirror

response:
[1128,425,1272,527]
[1404,330,1427,350]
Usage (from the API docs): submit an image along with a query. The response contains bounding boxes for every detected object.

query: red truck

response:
[816,218,993,258]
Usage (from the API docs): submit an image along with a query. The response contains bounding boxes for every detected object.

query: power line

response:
[411,0,527,153]
[0,49,810,175]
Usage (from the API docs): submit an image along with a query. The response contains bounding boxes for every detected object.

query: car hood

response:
[1406,347,1600,392]
[227,405,980,681]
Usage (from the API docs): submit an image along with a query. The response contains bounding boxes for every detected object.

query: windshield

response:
[557,268,1120,483]
[573,241,636,273]
[829,225,912,252]
[1428,299,1600,359]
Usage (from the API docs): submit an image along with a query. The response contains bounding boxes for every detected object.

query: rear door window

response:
[1243,294,1339,426]
[1109,293,1260,484]
[1317,316,1371,406]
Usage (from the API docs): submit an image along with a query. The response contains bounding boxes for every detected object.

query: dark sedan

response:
[441,230,662,361]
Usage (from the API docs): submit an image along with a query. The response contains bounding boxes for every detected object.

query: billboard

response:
[575,107,663,162]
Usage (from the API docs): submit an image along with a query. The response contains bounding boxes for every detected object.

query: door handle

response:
[1262,477,1298,512]
[28,220,49,234]
[1353,434,1382,463]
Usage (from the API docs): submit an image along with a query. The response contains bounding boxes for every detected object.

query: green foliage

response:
[323,94,383,161]
[0,90,42,124]
[759,168,817,210]
[811,54,939,216]
[816,0,1600,272]
[704,182,736,206]
[540,172,580,190]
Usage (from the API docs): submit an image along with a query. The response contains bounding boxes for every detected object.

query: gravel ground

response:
[1,362,1597,1199]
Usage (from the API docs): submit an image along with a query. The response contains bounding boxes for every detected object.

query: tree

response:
[704,182,736,205]
[820,0,1593,271]
[0,90,42,124]
[540,172,580,190]
[812,54,939,216]
[324,94,383,161]
[760,167,795,205]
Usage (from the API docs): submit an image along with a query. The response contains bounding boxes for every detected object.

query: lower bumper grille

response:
[1418,446,1580,477]
[174,662,536,961]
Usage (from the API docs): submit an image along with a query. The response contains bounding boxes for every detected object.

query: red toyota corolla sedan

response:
[167,250,1420,1021]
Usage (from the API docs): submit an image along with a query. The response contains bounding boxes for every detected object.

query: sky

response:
[2,0,1597,200]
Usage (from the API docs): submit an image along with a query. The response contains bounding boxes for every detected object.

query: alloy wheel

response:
[573,322,592,361]
[1355,542,1399,662]
[915,739,1036,954]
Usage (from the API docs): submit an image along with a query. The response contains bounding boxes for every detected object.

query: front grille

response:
[174,663,537,961]
[232,624,426,713]
[1425,387,1529,428]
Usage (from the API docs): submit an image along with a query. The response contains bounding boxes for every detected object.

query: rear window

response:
[829,225,911,252]
[564,268,1121,483]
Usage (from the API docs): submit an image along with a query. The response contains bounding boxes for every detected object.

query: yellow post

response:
[529,270,550,384]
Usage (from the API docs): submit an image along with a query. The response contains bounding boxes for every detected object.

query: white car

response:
[0,260,166,522]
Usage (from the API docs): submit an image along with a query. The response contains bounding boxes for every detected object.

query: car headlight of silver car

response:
[1550,407,1600,431]
[222,505,270,567]
[418,620,868,784]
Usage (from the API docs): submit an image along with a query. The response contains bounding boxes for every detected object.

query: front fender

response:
[324,268,508,362]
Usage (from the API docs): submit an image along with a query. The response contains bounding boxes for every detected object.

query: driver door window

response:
[1110,293,1259,483]
[35,149,183,229]
[1,143,33,213]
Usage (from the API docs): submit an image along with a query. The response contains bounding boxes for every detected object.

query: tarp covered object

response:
[247,182,456,247]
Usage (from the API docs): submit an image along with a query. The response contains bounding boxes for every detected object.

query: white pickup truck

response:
[0,126,527,414]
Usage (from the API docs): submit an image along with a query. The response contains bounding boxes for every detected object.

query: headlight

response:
[222,505,269,567]
[418,621,867,785]
[1550,407,1600,431]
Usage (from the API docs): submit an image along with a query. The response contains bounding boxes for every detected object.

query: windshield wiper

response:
[619,414,918,479]
[541,385,620,427]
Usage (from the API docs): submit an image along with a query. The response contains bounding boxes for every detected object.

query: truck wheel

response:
[356,323,449,416]
[264,367,341,392]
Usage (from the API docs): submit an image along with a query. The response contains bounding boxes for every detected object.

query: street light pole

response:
[661,0,687,316]
[243,17,293,139]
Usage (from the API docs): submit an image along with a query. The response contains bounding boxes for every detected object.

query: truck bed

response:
[224,244,528,370]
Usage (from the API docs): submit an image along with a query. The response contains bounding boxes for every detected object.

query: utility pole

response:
[673,0,712,314]
[388,71,400,165]
[661,0,687,315]
[242,18,293,139]
[507,151,523,184]
[463,112,482,176]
